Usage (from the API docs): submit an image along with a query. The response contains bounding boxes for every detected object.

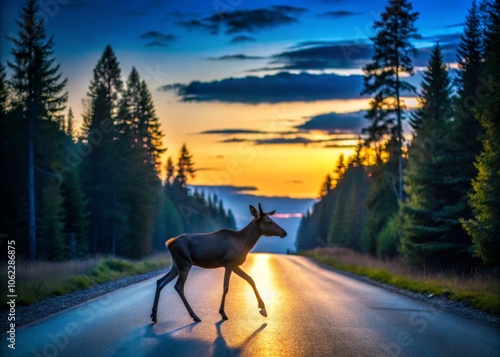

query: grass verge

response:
[1,253,170,309]
[300,248,500,316]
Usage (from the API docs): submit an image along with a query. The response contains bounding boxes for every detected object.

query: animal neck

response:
[239,219,262,251]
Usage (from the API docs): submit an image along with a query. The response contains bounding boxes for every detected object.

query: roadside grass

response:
[1,253,170,309]
[300,248,500,316]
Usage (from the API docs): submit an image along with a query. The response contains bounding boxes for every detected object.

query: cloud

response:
[177,6,307,35]
[205,54,265,61]
[251,40,373,71]
[296,111,367,134]
[200,129,267,135]
[177,18,219,34]
[219,138,247,143]
[416,32,461,65]
[442,22,465,29]
[140,31,177,47]
[230,35,256,44]
[253,136,359,146]
[421,32,461,43]
[160,72,366,103]
[191,185,258,194]
[322,143,358,148]
[317,11,362,18]
[254,137,320,145]
[251,33,461,73]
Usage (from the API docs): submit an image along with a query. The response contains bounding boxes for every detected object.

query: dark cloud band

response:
[160,72,366,103]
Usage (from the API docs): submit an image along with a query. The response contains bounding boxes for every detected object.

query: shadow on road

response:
[111,320,267,356]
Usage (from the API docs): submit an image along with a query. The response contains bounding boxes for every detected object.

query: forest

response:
[296,0,500,271]
[0,0,236,260]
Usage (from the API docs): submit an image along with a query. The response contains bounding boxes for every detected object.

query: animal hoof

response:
[151,313,157,323]
[221,314,228,320]
[259,309,267,317]
[193,316,202,322]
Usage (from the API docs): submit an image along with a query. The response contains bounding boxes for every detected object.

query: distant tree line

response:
[296,0,500,270]
[0,0,235,260]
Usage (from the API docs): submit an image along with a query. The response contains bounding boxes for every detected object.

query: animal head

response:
[249,203,287,238]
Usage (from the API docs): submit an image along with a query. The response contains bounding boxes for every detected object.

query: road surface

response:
[2,254,499,356]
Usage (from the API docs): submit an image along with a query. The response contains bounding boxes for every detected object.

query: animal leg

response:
[219,267,232,320]
[151,265,179,323]
[233,266,267,317]
[175,267,201,322]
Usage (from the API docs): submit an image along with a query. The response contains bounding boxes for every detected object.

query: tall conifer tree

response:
[361,0,420,201]
[401,45,472,268]
[463,1,500,265]
[7,0,68,258]
[81,45,124,254]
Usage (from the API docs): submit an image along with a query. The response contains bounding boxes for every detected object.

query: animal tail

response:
[165,237,176,249]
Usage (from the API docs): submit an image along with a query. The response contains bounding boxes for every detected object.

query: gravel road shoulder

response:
[0,268,167,332]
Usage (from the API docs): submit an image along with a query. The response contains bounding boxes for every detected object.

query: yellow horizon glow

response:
[157,96,417,198]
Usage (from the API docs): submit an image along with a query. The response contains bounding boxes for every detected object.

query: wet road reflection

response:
[4,254,499,357]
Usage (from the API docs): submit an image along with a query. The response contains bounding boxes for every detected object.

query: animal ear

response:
[249,205,260,219]
[258,203,264,214]
[267,210,276,216]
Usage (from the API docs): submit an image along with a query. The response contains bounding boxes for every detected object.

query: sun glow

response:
[245,254,276,304]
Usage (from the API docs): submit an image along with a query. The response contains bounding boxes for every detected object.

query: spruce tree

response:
[38,183,66,260]
[7,0,68,258]
[66,107,75,138]
[226,209,237,230]
[364,138,399,255]
[61,163,89,258]
[319,174,333,198]
[165,156,175,186]
[81,45,124,254]
[463,1,500,265]
[115,68,164,258]
[400,45,472,269]
[361,0,420,201]
[447,1,488,230]
[0,65,7,110]
[175,143,195,189]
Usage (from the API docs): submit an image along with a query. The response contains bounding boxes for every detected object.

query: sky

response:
[1,0,473,250]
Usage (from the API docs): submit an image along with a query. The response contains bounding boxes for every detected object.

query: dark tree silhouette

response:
[7,0,68,258]
[463,0,500,265]
[401,44,472,269]
[361,0,420,201]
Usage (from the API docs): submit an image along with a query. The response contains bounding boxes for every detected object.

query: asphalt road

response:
[3,254,500,357]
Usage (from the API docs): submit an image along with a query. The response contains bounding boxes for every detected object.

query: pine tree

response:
[364,138,399,255]
[38,183,66,260]
[0,64,8,110]
[7,0,68,258]
[0,66,21,254]
[319,174,333,198]
[61,163,89,258]
[448,0,488,218]
[333,153,347,186]
[361,0,420,201]
[401,44,473,269]
[66,107,74,138]
[165,156,175,186]
[115,68,164,258]
[139,79,165,170]
[81,45,124,254]
[175,143,195,189]
[463,1,500,265]
[327,165,371,252]
[226,209,237,230]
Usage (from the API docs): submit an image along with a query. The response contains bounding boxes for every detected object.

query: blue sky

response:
[1,0,474,251]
